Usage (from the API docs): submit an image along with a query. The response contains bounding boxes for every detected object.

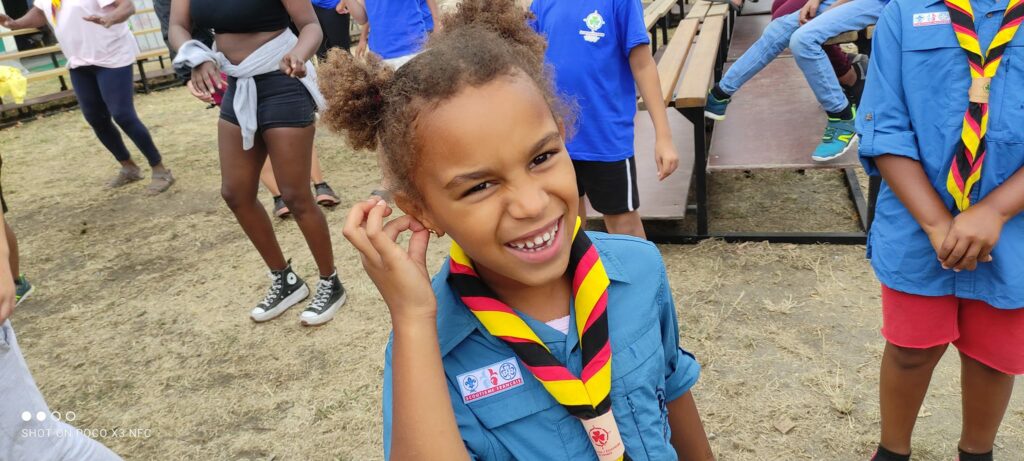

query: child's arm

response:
[425,0,442,31]
[344,0,368,25]
[629,45,679,181]
[936,166,1024,271]
[0,214,14,325]
[343,198,470,461]
[874,155,954,258]
[280,0,324,78]
[0,7,47,30]
[668,392,715,461]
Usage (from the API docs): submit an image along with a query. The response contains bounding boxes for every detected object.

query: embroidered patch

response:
[580,10,607,43]
[456,357,524,404]
[913,12,951,27]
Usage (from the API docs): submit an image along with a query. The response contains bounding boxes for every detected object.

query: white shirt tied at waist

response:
[173,30,327,150]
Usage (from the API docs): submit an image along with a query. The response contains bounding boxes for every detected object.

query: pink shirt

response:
[33,0,139,69]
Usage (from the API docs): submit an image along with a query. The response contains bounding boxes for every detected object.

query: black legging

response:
[313,6,351,59]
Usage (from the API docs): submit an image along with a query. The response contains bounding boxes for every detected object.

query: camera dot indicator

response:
[21,411,31,422]
[36,411,46,422]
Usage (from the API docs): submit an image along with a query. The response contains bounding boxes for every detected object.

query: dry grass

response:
[0,83,1021,461]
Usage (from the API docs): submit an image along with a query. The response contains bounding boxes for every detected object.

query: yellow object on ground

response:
[0,66,28,104]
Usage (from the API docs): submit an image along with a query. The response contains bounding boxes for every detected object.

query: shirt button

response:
[866,113,874,121]
[987,12,994,17]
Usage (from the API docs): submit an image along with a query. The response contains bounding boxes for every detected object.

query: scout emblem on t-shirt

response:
[912,11,950,26]
[456,358,525,404]
[580,10,606,43]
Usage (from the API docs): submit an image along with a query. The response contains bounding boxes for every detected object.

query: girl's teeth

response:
[533,236,544,245]
[526,241,535,249]
[542,232,551,242]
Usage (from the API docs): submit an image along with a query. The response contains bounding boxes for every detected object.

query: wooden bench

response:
[644,0,677,54]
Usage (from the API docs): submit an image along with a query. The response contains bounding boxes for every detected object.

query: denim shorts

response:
[220,70,316,130]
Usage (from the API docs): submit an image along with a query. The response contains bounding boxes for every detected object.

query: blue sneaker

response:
[704,90,731,121]
[812,113,857,162]
[15,275,33,306]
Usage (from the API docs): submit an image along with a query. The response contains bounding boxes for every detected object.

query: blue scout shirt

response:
[311,0,340,8]
[367,0,427,59]
[382,233,701,460]
[529,0,651,162]
[857,0,1024,308]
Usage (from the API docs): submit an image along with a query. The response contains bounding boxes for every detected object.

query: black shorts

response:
[220,71,316,130]
[574,157,639,215]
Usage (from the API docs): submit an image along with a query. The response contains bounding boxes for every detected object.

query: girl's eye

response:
[530,150,558,168]
[464,181,494,197]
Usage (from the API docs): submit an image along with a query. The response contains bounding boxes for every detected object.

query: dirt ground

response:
[1,83,1021,460]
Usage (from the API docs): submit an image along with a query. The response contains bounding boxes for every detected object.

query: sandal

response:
[106,166,143,189]
[314,182,341,207]
[145,169,175,195]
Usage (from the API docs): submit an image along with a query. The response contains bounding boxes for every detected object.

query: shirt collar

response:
[434,239,630,357]
[925,0,1006,13]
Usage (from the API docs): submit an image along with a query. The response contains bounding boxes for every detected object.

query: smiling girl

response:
[320,1,714,459]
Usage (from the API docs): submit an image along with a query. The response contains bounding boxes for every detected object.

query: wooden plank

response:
[136,49,170,61]
[824,30,858,46]
[685,2,710,19]
[675,16,723,108]
[707,3,730,16]
[25,67,69,83]
[0,28,41,39]
[644,0,674,29]
[656,18,698,105]
[0,44,61,61]
[132,27,162,36]
[709,58,861,170]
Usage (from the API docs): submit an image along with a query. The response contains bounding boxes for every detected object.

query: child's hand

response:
[343,197,438,324]
[280,54,307,78]
[82,14,115,28]
[186,80,216,104]
[937,204,1001,271]
[190,61,223,98]
[0,14,15,29]
[924,216,952,259]
[799,0,821,24]
[655,138,679,181]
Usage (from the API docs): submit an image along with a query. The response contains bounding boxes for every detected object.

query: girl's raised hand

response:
[343,197,437,324]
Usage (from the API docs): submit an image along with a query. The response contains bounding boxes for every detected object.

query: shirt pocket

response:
[989,42,1024,143]
[613,324,675,461]
[901,25,968,130]
[471,391,592,460]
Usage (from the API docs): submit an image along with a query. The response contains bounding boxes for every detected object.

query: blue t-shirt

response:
[367,0,428,59]
[420,0,434,31]
[856,0,1024,308]
[311,0,340,8]
[530,0,651,162]
[382,232,701,460]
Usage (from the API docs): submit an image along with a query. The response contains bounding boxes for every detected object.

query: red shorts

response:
[881,285,1024,375]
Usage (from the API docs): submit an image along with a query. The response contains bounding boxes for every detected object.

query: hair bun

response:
[437,0,547,61]
[318,48,394,151]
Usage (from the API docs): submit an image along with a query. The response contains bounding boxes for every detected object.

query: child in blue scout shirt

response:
[856,0,1024,459]
[529,0,681,239]
[705,0,887,161]
[342,0,437,68]
[319,1,715,459]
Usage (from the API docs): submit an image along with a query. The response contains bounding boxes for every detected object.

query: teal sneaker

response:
[812,113,857,162]
[704,90,731,121]
[15,275,33,306]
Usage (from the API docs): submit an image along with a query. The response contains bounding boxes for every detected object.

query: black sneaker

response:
[299,272,346,326]
[843,53,869,108]
[250,263,309,322]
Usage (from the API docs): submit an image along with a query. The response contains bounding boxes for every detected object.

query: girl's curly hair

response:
[318,0,574,202]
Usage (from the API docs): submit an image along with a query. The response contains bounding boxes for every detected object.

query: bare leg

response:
[260,158,282,196]
[310,147,326,185]
[4,221,17,279]
[878,342,947,455]
[959,352,1015,454]
[263,126,335,277]
[603,211,647,239]
[218,120,287,271]
[838,67,856,87]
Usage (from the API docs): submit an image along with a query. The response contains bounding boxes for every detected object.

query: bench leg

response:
[137,61,151,94]
[661,16,669,46]
[680,107,710,236]
[650,27,659,55]
[843,168,870,232]
[867,175,880,230]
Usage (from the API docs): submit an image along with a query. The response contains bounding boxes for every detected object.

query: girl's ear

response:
[394,192,442,235]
